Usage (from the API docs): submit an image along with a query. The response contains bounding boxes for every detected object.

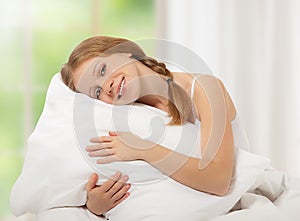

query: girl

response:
[61,36,237,216]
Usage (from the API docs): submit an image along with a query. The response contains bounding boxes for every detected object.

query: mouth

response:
[117,77,125,99]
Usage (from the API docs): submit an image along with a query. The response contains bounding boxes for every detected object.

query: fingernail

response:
[123,175,129,181]
[114,172,121,177]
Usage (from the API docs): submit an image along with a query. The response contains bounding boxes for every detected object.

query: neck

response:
[135,62,170,112]
[137,95,169,112]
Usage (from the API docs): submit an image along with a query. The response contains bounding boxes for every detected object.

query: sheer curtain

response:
[156,0,300,177]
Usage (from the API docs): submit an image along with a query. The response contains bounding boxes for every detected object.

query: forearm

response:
[140,143,234,196]
[89,127,234,195]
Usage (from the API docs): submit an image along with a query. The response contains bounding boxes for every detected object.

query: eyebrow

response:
[89,61,101,98]
[88,86,93,98]
[92,61,99,77]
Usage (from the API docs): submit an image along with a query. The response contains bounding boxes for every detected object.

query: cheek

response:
[99,95,113,104]
[121,64,139,77]
[124,81,140,101]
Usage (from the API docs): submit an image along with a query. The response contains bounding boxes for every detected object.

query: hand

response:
[85,172,131,216]
[86,131,156,164]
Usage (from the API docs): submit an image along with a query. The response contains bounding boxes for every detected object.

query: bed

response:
[10,73,300,221]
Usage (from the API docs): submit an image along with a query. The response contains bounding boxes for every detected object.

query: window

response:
[0,0,155,219]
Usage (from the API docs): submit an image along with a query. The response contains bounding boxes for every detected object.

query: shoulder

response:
[193,74,237,122]
[194,73,219,83]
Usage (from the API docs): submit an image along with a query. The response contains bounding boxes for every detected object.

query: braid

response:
[139,57,194,125]
[139,57,172,78]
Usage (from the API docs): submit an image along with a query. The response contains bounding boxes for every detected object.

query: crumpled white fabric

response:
[209,167,300,221]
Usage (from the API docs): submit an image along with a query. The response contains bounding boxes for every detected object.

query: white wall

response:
[157,0,300,177]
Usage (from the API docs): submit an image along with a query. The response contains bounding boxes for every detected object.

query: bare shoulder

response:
[193,74,237,122]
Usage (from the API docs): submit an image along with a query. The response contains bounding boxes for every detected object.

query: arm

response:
[87,75,235,196]
[139,118,234,196]
[139,75,234,195]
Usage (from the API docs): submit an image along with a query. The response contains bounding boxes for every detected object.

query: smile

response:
[118,77,125,99]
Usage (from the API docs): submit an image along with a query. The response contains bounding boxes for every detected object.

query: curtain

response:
[157,0,300,177]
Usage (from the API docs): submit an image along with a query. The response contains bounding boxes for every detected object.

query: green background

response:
[0,0,154,218]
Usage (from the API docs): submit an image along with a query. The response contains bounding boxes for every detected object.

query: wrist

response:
[139,143,162,163]
[85,203,105,217]
[137,139,158,161]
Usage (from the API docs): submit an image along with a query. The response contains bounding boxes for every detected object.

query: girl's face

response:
[73,53,141,105]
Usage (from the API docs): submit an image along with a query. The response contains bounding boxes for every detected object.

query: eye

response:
[95,87,102,99]
[100,64,106,76]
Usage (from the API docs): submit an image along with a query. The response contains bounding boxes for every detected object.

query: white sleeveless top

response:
[189,74,250,152]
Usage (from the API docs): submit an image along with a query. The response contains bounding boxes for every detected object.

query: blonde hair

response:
[61,36,194,125]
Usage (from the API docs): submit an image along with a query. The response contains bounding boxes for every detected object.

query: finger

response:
[88,149,114,157]
[111,183,131,201]
[113,192,130,206]
[108,131,119,136]
[86,143,112,152]
[96,155,119,164]
[107,175,129,197]
[101,172,122,192]
[90,136,113,143]
[85,173,98,192]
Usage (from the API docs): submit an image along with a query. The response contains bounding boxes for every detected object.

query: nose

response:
[103,79,114,95]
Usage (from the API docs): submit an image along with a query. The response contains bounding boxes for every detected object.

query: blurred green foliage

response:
[0,0,154,217]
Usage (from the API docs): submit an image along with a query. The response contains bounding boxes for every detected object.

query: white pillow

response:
[73,88,202,184]
[10,73,270,220]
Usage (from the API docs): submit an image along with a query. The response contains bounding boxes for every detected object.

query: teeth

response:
[118,78,125,98]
